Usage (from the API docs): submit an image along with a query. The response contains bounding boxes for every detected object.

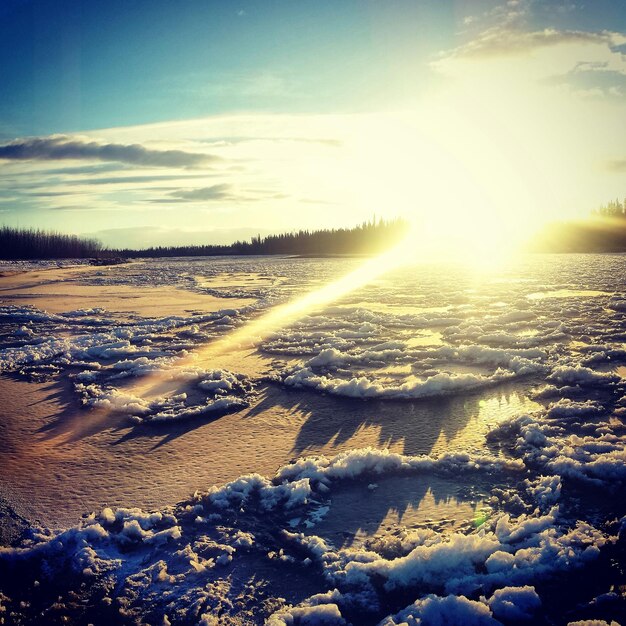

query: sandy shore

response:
[0,263,254,316]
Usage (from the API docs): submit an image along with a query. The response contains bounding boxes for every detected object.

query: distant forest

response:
[5,201,626,260]
[530,218,626,253]
[0,218,407,260]
[124,218,407,258]
[530,198,626,253]
[0,226,104,260]
[591,198,626,219]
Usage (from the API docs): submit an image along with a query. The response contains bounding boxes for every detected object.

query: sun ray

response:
[129,231,416,401]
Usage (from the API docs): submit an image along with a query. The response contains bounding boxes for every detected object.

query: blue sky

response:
[1,0,625,248]
[0,0,463,135]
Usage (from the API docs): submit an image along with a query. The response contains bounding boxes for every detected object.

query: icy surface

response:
[1,253,626,624]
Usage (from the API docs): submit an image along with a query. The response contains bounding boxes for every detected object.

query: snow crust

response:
[2,255,626,623]
[0,446,621,624]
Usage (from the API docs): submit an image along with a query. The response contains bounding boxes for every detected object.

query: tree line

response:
[530,218,626,253]
[123,218,407,258]
[0,226,104,260]
[591,198,626,218]
[529,197,626,252]
[0,218,407,260]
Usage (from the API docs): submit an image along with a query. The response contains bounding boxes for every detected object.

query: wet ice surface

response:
[1,253,626,625]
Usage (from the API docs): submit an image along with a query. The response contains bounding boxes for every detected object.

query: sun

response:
[334,71,576,268]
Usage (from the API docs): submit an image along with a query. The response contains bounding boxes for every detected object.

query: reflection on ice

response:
[430,391,540,455]
[527,288,612,300]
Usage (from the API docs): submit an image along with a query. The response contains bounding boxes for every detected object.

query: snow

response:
[547,366,619,387]
[0,444,617,624]
[486,586,542,621]
[282,367,517,399]
[2,254,626,624]
[379,594,499,625]
[268,604,347,625]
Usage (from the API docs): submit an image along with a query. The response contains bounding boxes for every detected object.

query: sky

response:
[0,0,625,249]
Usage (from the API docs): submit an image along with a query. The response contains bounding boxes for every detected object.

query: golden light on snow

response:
[129,217,514,404]
[110,54,616,402]
[131,235,415,401]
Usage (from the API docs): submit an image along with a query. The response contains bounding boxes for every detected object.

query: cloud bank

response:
[0,135,214,168]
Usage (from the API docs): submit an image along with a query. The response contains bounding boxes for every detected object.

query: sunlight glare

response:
[122,72,578,402]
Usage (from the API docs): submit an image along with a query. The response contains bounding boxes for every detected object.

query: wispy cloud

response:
[24,190,82,197]
[2,163,129,178]
[432,10,626,94]
[163,184,288,204]
[0,135,216,168]
[433,0,625,79]
[546,67,626,99]
[49,205,115,212]
[169,183,234,201]
[52,173,213,187]
[196,136,342,148]
[433,28,611,67]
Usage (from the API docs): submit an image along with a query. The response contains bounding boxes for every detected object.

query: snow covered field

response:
[1,254,626,625]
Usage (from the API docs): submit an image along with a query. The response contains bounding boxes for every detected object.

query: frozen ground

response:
[1,254,626,625]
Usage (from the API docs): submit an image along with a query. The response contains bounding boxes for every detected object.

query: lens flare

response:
[130,232,416,401]
[111,197,535,408]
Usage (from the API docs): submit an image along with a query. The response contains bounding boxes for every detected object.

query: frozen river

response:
[1,253,625,624]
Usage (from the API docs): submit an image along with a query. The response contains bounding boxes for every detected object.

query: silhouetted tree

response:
[0,219,408,260]
[0,227,104,259]
[116,218,408,258]
[593,198,626,218]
